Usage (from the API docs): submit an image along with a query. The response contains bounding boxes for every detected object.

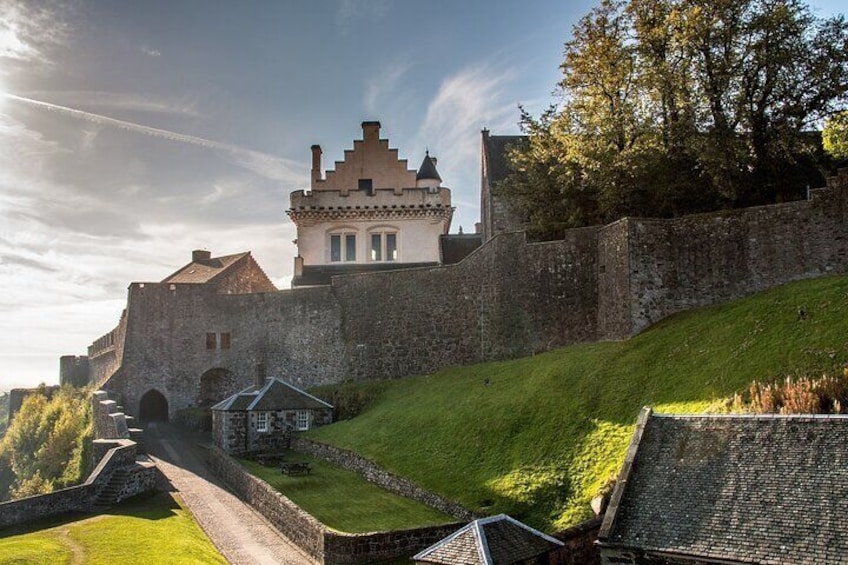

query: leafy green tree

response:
[501,0,848,239]
[824,111,848,159]
[0,386,92,501]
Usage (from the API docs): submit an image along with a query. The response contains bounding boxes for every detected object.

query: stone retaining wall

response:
[324,523,464,565]
[206,445,464,564]
[291,437,476,521]
[554,517,602,565]
[206,445,326,561]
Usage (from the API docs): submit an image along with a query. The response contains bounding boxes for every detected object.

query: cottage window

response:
[206,332,216,349]
[296,410,309,431]
[370,232,398,262]
[220,332,231,349]
[256,412,269,432]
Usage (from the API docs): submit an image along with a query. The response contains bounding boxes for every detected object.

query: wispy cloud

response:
[0,1,70,72]
[140,45,161,57]
[414,62,520,231]
[336,0,389,33]
[365,60,412,115]
[3,92,305,182]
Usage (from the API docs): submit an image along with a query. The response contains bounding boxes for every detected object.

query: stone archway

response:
[139,389,169,422]
[198,367,238,407]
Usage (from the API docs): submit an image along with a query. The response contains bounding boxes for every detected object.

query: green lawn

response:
[239,452,455,533]
[308,275,848,532]
[0,492,226,564]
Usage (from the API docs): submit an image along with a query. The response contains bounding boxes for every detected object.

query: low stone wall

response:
[291,437,476,521]
[554,517,601,565]
[324,523,464,565]
[206,445,465,564]
[205,445,326,561]
[0,483,95,528]
[0,440,137,528]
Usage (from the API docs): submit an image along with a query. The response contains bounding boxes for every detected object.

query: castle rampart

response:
[90,170,848,420]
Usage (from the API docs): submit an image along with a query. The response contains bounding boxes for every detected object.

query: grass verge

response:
[0,492,226,564]
[239,452,454,533]
[308,275,848,532]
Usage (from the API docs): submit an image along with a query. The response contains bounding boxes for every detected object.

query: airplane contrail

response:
[2,92,305,182]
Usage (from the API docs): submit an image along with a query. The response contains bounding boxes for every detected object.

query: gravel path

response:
[146,423,316,565]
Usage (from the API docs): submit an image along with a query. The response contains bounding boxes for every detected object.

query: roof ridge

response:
[474,519,493,565]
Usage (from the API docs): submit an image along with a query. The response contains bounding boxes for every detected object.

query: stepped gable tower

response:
[287,121,454,286]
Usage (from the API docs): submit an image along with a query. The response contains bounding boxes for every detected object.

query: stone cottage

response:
[414,514,564,565]
[211,376,332,455]
[598,407,848,564]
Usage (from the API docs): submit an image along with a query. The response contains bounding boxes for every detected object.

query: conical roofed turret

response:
[416,151,442,182]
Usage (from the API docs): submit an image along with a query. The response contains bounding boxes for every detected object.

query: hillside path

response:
[146,423,315,565]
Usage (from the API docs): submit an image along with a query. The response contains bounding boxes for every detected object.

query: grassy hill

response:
[308,275,848,532]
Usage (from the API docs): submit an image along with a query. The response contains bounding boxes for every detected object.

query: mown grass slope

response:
[0,493,226,564]
[309,275,848,532]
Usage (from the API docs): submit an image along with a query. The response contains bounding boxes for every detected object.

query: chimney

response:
[362,121,381,142]
[192,249,212,263]
[255,363,266,389]
[311,144,322,186]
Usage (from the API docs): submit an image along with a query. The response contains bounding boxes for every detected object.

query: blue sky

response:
[0,0,844,390]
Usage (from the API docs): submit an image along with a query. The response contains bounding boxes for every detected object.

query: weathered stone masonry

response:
[92,171,848,418]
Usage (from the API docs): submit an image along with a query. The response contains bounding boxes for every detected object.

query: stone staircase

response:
[128,428,146,454]
[91,467,129,511]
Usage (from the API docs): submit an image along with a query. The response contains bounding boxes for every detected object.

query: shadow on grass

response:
[0,491,181,539]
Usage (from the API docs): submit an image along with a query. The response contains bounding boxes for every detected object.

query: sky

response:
[0,0,844,391]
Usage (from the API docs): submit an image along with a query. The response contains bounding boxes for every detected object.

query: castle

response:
[65,122,848,422]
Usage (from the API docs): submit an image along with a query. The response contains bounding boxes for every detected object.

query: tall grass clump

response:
[729,370,848,414]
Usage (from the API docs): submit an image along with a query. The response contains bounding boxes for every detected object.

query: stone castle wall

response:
[93,171,848,418]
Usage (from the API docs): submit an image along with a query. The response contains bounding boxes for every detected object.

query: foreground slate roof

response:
[211,378,333,412]
[162,252,248,284]
[598,407,848,564]
[413,514,563,565]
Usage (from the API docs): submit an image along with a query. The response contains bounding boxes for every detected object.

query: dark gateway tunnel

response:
[139,389,169,422]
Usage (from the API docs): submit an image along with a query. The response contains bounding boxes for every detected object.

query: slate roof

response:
[211,378,333,412]
[483,135,527,184]
[414,514,563,565]
[440,234,483,265]
[292,262,438,286]
[162,252,248,284]
[417,151,442,181]
[599,407,848,564]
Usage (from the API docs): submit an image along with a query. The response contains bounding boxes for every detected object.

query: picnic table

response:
[279,462,311,475]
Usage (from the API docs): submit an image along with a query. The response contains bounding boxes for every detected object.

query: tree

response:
[824,111,848,159]
[0,386,92,501]
[500,0,848,239]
